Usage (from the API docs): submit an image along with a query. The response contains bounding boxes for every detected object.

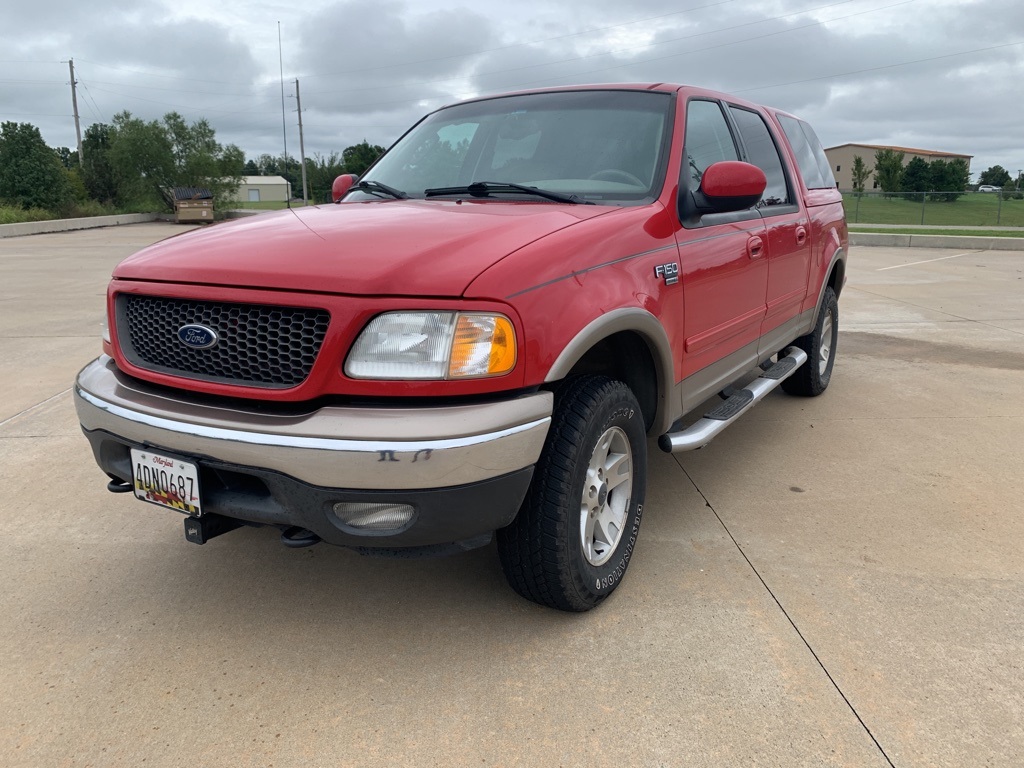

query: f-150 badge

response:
[654,262,679,285]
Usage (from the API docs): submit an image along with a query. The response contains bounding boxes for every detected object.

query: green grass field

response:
[843,192,1024,227]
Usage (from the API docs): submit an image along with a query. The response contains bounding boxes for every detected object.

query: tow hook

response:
[106,478,133,493]
[280,527,322,548]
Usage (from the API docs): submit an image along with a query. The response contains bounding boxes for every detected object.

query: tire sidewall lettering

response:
[589,496,644,594]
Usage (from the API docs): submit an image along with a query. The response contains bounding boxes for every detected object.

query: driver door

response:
[675,98,768,389]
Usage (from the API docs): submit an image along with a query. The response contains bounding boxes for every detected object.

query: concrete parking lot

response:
[1,223,1021,767]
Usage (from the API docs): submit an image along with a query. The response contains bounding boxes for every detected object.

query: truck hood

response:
[114,200,615,296]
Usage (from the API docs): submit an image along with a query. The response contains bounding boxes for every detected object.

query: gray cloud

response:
[1,0,1021,176]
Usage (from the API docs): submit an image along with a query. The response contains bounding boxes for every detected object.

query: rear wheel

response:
[497,376,647,612]
[782,286,838,397]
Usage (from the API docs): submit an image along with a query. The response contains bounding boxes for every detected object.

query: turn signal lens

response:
[448,314,517,378]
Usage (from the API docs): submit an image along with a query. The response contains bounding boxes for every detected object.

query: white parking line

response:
[876,252,972,271]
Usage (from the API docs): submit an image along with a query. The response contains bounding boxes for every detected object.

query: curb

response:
[0,210,264,239]
[850,232,1024,251]
[0,212,161,239]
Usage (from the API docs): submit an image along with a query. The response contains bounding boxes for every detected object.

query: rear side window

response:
[683,100,739,188]
[778,115,836,190]
[728,106,790,206]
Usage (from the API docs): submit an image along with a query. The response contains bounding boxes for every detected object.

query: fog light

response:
[332,501,415,531]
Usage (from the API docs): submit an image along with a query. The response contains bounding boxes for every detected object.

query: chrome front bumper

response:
[74,356,553,491]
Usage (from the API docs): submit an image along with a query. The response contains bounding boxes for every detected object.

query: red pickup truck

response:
[75,84,846,611]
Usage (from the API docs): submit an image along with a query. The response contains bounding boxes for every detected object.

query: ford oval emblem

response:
[177,324,219,349]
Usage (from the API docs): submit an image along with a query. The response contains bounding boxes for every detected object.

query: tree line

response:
[0,114,385,219]
[849,150,971,201]
[848,151,1021,200]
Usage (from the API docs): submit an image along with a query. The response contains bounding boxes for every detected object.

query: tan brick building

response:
[824,144,973,191]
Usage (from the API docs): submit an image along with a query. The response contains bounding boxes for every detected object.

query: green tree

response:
[81,123,118,205]
[978,165,1011,187]
[107,111,244,210]
[342,140,386,176]
[928,158,969,201]
[305,151,347,203]
[0,122,74,212]
[53,146,80,169]
[873,148,905,196]
[900,156,931,200]
[161,111,244,202]
[253,154,281,175]
[851,155,871,195]
[63,166,89,205]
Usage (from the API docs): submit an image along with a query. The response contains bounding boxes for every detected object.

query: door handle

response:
[796,226,808,246]
[747,236,764,259]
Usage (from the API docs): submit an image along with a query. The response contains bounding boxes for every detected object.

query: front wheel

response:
[782,286,838,397]
[497,376,647,612]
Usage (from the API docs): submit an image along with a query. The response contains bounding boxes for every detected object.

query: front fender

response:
[545,307,677,434]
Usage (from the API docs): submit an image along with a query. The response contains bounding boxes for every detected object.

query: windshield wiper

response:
[424,181,591,204]
[355,180,408,200]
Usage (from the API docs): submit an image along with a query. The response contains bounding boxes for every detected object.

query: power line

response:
[78,80,106,123]
[2,112,72,117]
[74,58,253,86]
[83,85,279,116]
[71,79,270,98]
[0,79,67,86]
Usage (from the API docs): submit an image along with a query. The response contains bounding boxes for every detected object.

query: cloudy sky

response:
[2,0,1021,179]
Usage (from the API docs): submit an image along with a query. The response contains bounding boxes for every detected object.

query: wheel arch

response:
[544,308,676,435]
[811,247,845,325]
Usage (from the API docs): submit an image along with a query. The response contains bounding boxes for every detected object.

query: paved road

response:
[1,224,1021,767]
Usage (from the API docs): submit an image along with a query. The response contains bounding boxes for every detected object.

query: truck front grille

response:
[116,295,330,388]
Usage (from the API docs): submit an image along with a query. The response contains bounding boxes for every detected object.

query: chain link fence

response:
[842,191,1024,227]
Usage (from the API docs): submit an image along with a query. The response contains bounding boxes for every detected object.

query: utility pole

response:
[295,79,308,205]
[68,58,83,165]
[278,22,290,206]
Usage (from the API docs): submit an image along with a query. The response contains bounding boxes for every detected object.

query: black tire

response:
[782,286,838,397]
[497,376,647,612]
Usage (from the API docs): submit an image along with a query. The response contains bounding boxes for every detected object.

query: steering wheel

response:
[588,169,645,186]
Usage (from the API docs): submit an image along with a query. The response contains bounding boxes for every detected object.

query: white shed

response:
[231,176,292,203]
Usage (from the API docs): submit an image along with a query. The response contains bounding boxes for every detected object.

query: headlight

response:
[345,311,517,380]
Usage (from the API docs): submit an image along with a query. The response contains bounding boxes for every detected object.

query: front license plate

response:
[130,448,202,516]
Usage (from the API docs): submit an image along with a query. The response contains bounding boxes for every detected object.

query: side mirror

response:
[695,161,766,213]
[331,174,359,202]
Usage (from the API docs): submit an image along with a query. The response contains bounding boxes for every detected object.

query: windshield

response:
[349,90,673,205]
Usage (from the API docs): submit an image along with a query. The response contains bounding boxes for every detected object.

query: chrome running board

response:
[658,346,808,453]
